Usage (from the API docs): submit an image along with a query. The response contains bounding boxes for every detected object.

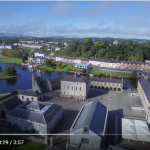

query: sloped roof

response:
[3,96,23,111]
[61,76,89,84]
[139,79,150,103]
[88,77,123,83]
[72,99,107,135]
[18,90,42,97]
[7,101,62,124]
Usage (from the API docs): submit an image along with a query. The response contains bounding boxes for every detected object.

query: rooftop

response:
[71,99,107,135]
[18,90,42,97]
[138,79,150,103]
[7,101,62,124]
[89,77,123,83]
[61,76,89,83]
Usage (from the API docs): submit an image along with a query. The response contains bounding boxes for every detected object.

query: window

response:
[76,87,77,91]
[64,85,65,89]
[22,96,24,99]
[72,86,73,90]
[67,86,69,90]
[32,97,33,101]
[64,91,65,95]
[82,138,89,144]
[76,83,78,85]
[83,127,89,133]
[80,87,81,91]
[68,92,69,95]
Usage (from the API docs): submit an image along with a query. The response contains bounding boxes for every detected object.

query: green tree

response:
[70,66,73,71]
[130,71,137,78]
[82,69,86,74]
[29,51,34,57]
[135,48,143,62]
[45,59,54,67]
[5,67,17,76]
[56,61,62,68]
[73,67,76,71]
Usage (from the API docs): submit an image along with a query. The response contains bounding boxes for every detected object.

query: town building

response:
[0,44,14,49]
[81,58,89,64]
[60,76,90,100]
[0,96,23,118]
[14,43,22,46]
[74,63,92,70]
[18,90,44,101]
[137,79,150,123]
[70,99,108,149]
[113,40,119,45]
[22,43,44,49]
[34,52,49,57]
[7,101,63,135]
[28,56,46,64]
[90,77,123,91]
[55,47,63,51]
[64,56,74,63]
[31,49,39,52]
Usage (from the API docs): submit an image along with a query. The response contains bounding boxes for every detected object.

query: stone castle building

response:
[32,73,62,93]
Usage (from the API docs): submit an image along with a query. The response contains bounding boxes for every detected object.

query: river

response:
[0,63,138,94]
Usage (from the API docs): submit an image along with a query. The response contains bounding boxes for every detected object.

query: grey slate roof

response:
[18,90,42,97]
[3,96,23,111]
[7,101,62,124]
[72,99,107,135]
[61,76,89,84]
[139,79,150,103]
[89,77,123,83]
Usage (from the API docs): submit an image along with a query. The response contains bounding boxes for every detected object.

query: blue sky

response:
[0,1,150,39]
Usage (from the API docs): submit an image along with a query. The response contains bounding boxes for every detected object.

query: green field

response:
[88,68,131,77]
[38,64,70,73]
[0,94,9,98]
[0,134,46,150]
[16,47,33,51]
[0,58,22,65]
[0,72,20,80]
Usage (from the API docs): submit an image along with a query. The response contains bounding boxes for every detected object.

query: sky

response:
[0,1,150,39]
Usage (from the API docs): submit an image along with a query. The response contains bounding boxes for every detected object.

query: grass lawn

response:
[38,64,70,73]
[89,68,131,77]
[0,134,46,150]
[0,58,22,65]
[0,94,9,98]
[16,47,33,51]
[0,72,20,80]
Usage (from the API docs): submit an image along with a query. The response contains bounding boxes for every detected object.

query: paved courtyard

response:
[42,88,146,148]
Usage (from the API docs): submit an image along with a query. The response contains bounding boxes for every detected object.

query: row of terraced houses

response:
[46,55,150,70]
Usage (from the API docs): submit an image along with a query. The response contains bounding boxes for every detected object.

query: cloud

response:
[0,7,35,21]
[48,2,72,15]
[121,16,150,28]
[0,22,150,39]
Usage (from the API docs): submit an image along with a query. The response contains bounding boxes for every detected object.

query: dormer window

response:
[83,126,89,133]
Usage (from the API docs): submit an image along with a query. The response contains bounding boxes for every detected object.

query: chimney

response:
[50,137,53,148]
[66,142,69,150]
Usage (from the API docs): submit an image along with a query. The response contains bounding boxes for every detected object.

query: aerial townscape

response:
[1,1,150,150]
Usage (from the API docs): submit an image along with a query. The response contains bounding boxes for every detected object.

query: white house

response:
[70,99,108,149]
[14,43,22,46]
[1,44,14,49]
[89,59,102,66]
[113,40,119,45]
[55,47,63,51]
[28,56,46,64]
[74,59,81,64]
[34,52,49,57]
[74,63,92,70]
[56,56,63,62]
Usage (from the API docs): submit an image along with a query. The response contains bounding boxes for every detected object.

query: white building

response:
[0,44,14,49]
[89,59,102,66]
[22,43,43,49]
[7,101,63,135]
[14,43,22,46]
[55,47,63,51]
[74,63,92,70]
[74,59,81,64]
[18,90,44,101]
[28,56,46,64]
[70,99,108,149]
[34,52,49,57]
[56,56,63,62]
[113,40,119,45]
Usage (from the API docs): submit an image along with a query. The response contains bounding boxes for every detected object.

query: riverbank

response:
[86,68,132,78]
[0,58,22,65]
[0,72,20,80]
[38,64,71,73]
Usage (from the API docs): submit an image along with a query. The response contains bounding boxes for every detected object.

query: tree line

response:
[0,66,17,76]
[1,49,29,62]
[55,38,150,62]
